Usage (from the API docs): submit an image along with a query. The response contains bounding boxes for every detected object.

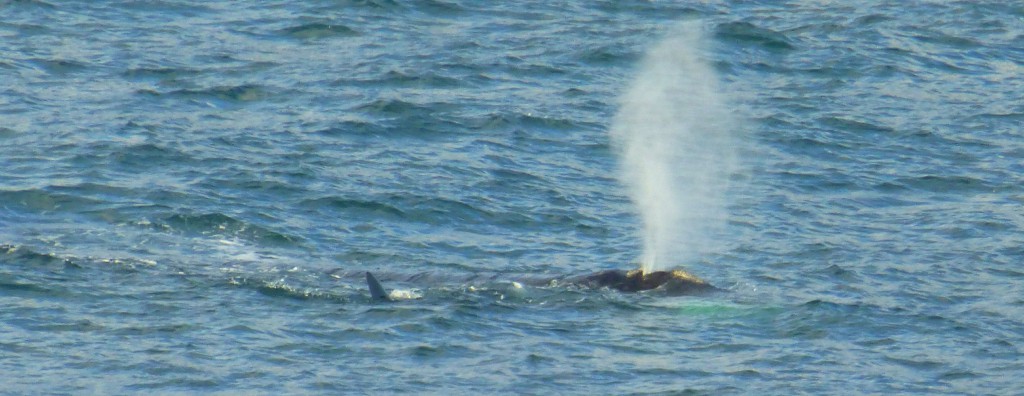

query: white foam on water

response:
[388,288,423,300]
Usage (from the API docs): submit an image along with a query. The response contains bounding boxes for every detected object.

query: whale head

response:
[579,268,714,295]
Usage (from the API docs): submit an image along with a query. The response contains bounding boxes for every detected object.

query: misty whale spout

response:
[610,22,738,273]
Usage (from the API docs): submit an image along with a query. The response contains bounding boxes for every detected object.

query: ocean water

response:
[2,0,1023,394]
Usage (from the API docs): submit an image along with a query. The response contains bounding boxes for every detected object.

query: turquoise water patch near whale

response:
[3,0,1023,394]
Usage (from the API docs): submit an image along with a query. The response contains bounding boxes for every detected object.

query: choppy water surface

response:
[2,1,1023,394]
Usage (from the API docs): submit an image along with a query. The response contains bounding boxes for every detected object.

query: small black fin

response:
[366,272,390,301]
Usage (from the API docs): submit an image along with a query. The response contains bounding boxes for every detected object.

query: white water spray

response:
[610,23,738,274]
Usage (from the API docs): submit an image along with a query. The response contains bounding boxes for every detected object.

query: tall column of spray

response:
[610,23,737,274]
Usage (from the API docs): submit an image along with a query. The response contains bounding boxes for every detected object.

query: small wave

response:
[150,212,303,246]
[490,58,567,78]
[0,244,154,273]
[348,70,463,89]
[0,279,53,296]
[108,142,195,169]
[335,0,402,11]
[517,113,577,131]
[715,21,795,51]
[1,244,66,267]
[592,2,700,19]
[469,112,577,132]
[884,355,947,371]
[897,174,990,193]
[229,277,349,302]
[28,58,89,75]
[140,84,272,104]
[331,0,467,15]
[911,30,981,49]
[2,0,57,9]
[301,191,602,235]
[818,116,894,134]
[391,195,535,228]
[487,168,547,185]
[277,22,359,40]
[121,66,199,82]
[0,188,103,214]
[774,170,856,193]
[574,45,637,66]
[299,196,406,218]
[301,194,496,225]
[352,98,423,115]
[966,112,1024,123]
[341,100,461,139]
[313,120,391,138]
[853,14,894,26]
[412,0,466,15]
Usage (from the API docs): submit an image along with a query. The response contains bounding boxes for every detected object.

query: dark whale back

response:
[574,269,716,295]
[357,268,716,300]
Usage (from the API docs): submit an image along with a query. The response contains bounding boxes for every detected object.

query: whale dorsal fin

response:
[365,272,390,301]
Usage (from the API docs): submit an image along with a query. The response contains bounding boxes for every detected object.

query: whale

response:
[569,268,716,294]
[363,268,716,300]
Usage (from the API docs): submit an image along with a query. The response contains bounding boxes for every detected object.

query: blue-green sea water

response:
[3,1,1023,394]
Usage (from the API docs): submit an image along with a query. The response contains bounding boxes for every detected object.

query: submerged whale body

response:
[363,268,715,300]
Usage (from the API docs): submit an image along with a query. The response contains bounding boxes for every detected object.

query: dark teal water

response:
[3,1,1023,394]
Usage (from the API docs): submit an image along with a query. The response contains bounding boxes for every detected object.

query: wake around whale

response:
[364,268,716,301]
